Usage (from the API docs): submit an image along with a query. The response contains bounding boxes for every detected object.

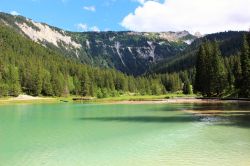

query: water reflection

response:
[78,115,198,123]
[78,103,250,128]
[184,103,250,128]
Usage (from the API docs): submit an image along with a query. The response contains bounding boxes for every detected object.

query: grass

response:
[68,93,197,104]
[0,98,58,105]
[0,93,198,105]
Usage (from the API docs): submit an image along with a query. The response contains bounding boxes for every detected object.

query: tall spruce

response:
[194,44,207,95]
[183,80,192,94]
[209,42,227,96]
[240,35,250,97]
[80,70,90,96]
[195,41,227,97]
[6,65,21,97]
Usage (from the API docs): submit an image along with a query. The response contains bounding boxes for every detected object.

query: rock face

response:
[16,21,81,49]
[0,12,197,75]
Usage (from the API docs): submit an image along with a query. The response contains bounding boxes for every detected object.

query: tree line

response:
[3,23,249,99]
[0,25,188,98]
[194,34,250,98]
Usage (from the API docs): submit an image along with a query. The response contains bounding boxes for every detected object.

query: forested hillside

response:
[151,32,250,98]
[0,24,177,97]
[193,34,250,98]
[0,12,196,75]
[152,31,247,74]
[0,12,249,98]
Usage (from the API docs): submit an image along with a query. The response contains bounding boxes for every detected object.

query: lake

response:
[0,103,250,166]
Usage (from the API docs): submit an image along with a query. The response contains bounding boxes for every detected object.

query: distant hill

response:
[0,22,168,97]
[151,31,248,74]
[0,12,196,75]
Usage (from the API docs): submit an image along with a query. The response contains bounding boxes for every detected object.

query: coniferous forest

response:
[194,35,250,98]
[0,25,167,97]
[0,22,250,98]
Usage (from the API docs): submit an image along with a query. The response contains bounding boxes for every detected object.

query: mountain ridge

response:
[0,12,196,75]
[151,31,248,74]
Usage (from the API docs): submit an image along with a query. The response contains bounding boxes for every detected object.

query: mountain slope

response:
[0,12,196,75]
[151,31,248,74]
[0,23,168,97]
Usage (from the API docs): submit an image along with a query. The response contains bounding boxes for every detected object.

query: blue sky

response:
[0,0,146,32]
[0,0,249,34]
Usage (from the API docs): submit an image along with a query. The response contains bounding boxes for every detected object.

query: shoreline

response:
[0,95,250,105]
[103,98,250,105]
[0,95,56,105]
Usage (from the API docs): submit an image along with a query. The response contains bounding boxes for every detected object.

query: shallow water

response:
[0,103,250,166]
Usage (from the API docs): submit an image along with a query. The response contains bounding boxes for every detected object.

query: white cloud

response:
[10,11,20,16]
[134,0,146,4]
[83,6,96,12]
[132,0,159,4]
[76,24,100,32]
[122,0,250,34]
[90,26,100,32]
[77,23,88,31]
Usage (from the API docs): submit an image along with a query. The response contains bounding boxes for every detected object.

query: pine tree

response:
[41,70,53,96]
[0,83,8,97]
[233,56,242,93]
[51,71,65,96]
[183,81,192,94]
[195,42,227,97]
[209,42,227,96]
[240,35,250,97]
[73,75,81,95]
[80,70,90,96]
[67,76,75,94]
[6,65,21,97]
[32,67,43,96]
[194,44,207,94]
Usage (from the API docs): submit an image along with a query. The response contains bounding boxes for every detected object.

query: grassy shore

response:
[0,93,197,105]
[3,93,249,105]
[58,93,197,103]
[86,94,197,103]
[0,95,57,105]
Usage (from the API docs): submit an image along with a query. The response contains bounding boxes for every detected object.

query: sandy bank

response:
[8,95,53,101]
[8,95,46,100]
[0,95,55,104]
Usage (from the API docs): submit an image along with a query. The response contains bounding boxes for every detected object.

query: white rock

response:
[16,21,81,49]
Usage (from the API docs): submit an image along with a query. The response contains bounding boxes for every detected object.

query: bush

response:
[96,88,103,98]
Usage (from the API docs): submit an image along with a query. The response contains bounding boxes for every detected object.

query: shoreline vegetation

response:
[0,94,250,105]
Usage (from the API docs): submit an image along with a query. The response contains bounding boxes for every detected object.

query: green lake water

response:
[0,103,250,166]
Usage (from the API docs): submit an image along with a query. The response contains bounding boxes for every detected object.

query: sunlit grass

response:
[0,93,198,105]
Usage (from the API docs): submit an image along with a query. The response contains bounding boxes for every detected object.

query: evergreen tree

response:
[195,42,227,97]
[232,56,242,93]
[0,83,8,97]
[51,71,65,96]
[209,42,227,96]
[80,70,90,96]
[32,67,43,96]
[6,65,21,97]
[73,76,81,95]
[67,76,75,94]
[183,81,192,94]
[239,35,250,97]
[194,44,207,94]
[41,70,53,96]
